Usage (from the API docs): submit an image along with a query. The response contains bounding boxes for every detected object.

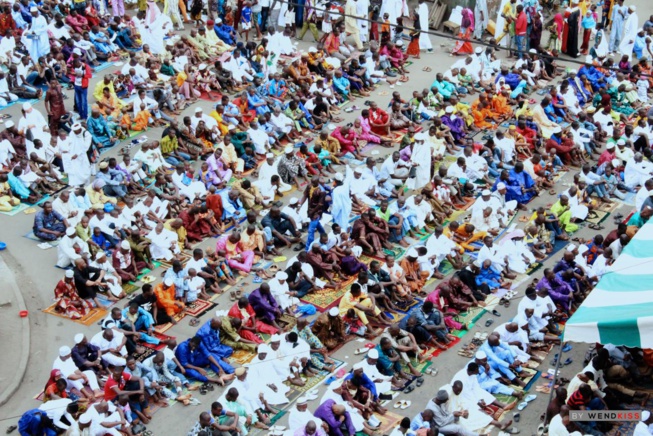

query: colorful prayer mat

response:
[354,410,404,436]
[42,303,108,326]
[184,299,216,317]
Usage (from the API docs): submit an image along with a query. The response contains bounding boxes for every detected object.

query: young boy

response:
[186,268,210,303]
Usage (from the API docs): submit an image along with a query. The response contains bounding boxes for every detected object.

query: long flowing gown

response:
[564,8,580,58]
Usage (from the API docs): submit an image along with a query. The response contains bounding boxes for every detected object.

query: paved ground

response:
[0,0,651,433]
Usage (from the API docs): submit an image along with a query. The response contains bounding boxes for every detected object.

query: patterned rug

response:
[229,348,257,366]
[300,284,349,312]
[133,346,157,363]
[354,410,404,436]
[586,209,610,225]
[184,299,216,317]
[158,253,192,270]
[452,306,486,332]
[42,303,108,326]
[154,312,186,334]
[282,358,346,393]
[142,332,176,351]
[122,283,140,295]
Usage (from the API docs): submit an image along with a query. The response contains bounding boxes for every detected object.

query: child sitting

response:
[185,268,211,303]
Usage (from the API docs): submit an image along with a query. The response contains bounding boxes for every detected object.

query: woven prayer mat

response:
[586,209,610,225]
[437,254,471,277]
[283,358,346,394]
[228,348,257,366]
[452,306,486,332]
[129,261,162,284]
[154,312,186,334]
[354,410,404,436]
[453,196,476,211]
[42,303,108,326]
[122,283,140,295]
[400,356,433,375]
[0,202,29,216]
[133,346,157,363]
[158,254,191,270]
[247,409,288,436]
[430,335,462,358]
[300,281,352,312]
[184,299,216,317]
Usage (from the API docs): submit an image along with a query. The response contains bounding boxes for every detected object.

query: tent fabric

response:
[564,221,653,348]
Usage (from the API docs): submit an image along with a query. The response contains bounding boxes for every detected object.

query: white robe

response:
[618,12,639,56]
[500,239,535,274]
[244,358,292,406]
[331,168,353,229]
[437,383,493,431]
[18,109,52,153]
[24,14,50,62]
[269,278,299,310]
[474,0,489,39]
[146,227,180,260]
[60,131,92,187]
[171,171,206,200]
[259,161,292,192]
[406,141,432,190]
[624,158,653,189]
[287,407,323,432]
[90,259,124,297]
[405,195,432,227]
[56,235,89,268]
[418,3,433,49]
[352,359,393,394]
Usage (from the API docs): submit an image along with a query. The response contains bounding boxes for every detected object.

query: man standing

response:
[514,5,527,59]
[23,7,49,62]
[44,79,66,134]
[608,0,627,54]
[618,5,638,56]
[474,0,488,39]
[344,0,363,50]
[72,57,92,121]
[418,0,433,52]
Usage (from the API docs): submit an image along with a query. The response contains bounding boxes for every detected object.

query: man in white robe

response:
[624,153,653,189]
[171,165,207,200]
[618,6,639,56]
[147,223,180,261]
[352,349,394,394]
[287,398,323,432]
[52,190,86,227]
[24,8,50,62]
[404,195,432,228]
[18,102,51,153]
[418,0,433,50]
[56,226,90,268]
[499,229,535,274]
[406,132,432,190]
[474,0,489,39]
[245,344,292,405]
[61,125,92,186]
[331,172,352,230]
[190,107,218,131]
[437,381,493,432]
[269,271,299,311]
[260,153,292,192]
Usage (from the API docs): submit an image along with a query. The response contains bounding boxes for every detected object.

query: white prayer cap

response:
[289,197,299,205]
[216,18,223,23]
[199,63,207,70]
[586,106,596,114]
[166,40,174,46]
[329,307,340,316]
[529,49,537,54]
[475,350,487,359]
[96,251,107,260]
[475,47,483,54]
[59,345,71,357]
[270,334,281,342]
[481,189,491,196]
[354,167,363,175]
[611,158,621,168]
[257,343,270,353]
[276,271,288,280]
[606,142,615,150]
[473,260,481,267]
[638,28,644,33]
[164,277,174,287]
[334,173,344,181]
[497,182,506,190]
[74,333,85,344]
[308,47,317,53]
[396,40,404,47]
[65,270,74,278]
[629,5,635,11]
[445,106,454,114]
[284,146,294,154]
[406,247,418,258]
[72,122,82,130]
[643,411,651,421]
[367,348,379,359]
[266,152,274,158]
[4,120,14,128]
[194,107,203,113]
[585,55,593,64]
[568,69,577,75]
[120,240,131,250]
[22,102,32,111]
[617,139,626,146]
[79,414,92,424]
[297,396,308,404]
[98,162,109,169]
[66,227,76,236]
[234,367,246,376]
[73,48,82,56]
[566,244,577,252]
[228,124,236,130]
[30,6,37,12]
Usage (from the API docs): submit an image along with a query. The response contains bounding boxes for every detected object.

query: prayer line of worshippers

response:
[8,0,653,434]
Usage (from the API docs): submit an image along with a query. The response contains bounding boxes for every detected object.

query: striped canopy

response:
[564,221,653,348]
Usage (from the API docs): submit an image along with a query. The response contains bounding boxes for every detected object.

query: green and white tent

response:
[564,221,653,348]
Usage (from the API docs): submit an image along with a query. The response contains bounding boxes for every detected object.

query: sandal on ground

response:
[425,367,438,376]
[415,377,425,387]
[485,319,494,327]
[189,317,200,327]
[403,384,415,393]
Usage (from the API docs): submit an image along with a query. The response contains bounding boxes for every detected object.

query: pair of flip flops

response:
[393,400,412,409]
[517,394,538,410]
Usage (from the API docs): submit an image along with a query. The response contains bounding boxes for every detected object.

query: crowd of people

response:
[4,0,653,434]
